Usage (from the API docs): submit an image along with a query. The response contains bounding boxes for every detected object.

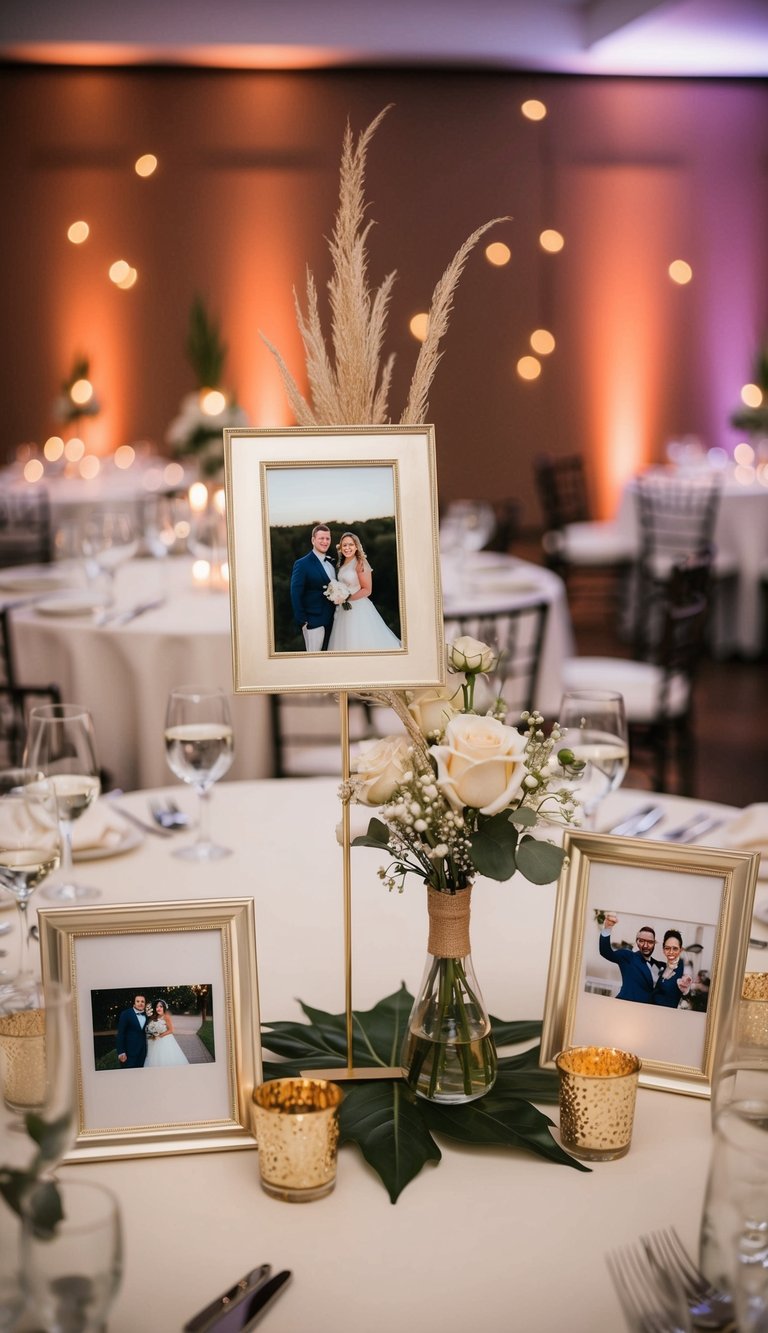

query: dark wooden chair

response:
[268,693,380,778]
[443,601,550,719]
[533,454,636,609]
[0,604,63,766]
[562,552,713,794]
[0,489,54,568]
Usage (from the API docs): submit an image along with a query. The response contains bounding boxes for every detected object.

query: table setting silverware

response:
[104,791,173,839]
[607,1234,692,1332]
[149,797,192,830]
[606,804,664,838]
[661,815,725,844]
[106,597,166,627]
[182,1263,292,1332]
[641,1227,735,1331]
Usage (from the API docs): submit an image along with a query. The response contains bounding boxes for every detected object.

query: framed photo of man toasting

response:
[223,426,445,693]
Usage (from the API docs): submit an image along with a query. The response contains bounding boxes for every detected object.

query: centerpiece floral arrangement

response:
[349,636,581,1105]
[167,295,248,478]
[53,354,101,429]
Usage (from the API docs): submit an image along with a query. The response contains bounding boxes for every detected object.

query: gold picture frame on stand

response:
[223,425,446,1079]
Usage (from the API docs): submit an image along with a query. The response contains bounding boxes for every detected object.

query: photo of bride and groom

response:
[267,465,403,655]
[90,984,216,1071]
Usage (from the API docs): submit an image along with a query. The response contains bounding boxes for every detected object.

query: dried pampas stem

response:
[261,106,509,427]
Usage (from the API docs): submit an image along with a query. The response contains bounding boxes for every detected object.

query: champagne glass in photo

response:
[164,686,234,861]
[558,690,629,828]
[0,771,59,986]
[23,705,101,901]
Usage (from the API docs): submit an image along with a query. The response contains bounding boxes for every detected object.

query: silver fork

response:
[607,1240,692,1332]
[641,1228,734,1330]
[149,798,191,830]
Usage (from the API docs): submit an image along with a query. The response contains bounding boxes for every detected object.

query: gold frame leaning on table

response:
[38,898,262,1162]
[540,832,760,1097]
[223,425,445,693]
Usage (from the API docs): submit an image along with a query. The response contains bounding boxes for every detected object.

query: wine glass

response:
[81,509,139,597]
[558,690,629,828]
[164,686,234,861]
[23,704,101,901]
[0,771,60,986]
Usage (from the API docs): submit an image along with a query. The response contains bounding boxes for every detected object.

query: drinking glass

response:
[0,980,76,1330]
[700,1099,768,1331]
[558,690,629,828]
[81,509,138,597]
[0,771,60,986]
[23,705,101,901]
[164,686,234,861]
[21,1179,122,1333]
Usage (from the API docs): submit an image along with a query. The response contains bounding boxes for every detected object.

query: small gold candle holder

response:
[555,1045,641,1162]
[737,973,768,1048]
[0,1007,46,1112]
[252,1077,343,1202]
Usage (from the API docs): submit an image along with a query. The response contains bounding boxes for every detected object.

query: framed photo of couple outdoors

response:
[38,898,262,1161]
[539,831,760,1097]
[223,425,445,693]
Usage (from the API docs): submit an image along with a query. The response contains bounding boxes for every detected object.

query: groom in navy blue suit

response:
[116,993,148,1067]
[290,523,337,651]
[599,916,663,1003]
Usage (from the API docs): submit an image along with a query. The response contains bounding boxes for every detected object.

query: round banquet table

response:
[8,552,573,791]
[13,780,765,1333]
[615,468,768,657]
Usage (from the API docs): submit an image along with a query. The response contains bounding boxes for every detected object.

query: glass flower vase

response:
[401,885,497,1105]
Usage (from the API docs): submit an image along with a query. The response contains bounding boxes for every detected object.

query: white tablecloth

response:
[8,553,573,791]
[15,780,763,1333]
[616,470,768,656]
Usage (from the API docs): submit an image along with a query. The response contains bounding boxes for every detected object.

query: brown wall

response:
[1,67,767,525]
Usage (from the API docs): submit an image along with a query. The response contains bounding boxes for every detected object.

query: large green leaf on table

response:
[261,987,587,1202]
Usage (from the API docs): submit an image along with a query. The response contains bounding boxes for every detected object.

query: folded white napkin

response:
[720,805,768,879]
[71,802,130,853]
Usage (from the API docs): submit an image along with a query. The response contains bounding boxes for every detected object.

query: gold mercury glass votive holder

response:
[737,973,768,1047]
[252,1077,343,1202]
[0,1006,46,1112]
[555,1045,641,1162]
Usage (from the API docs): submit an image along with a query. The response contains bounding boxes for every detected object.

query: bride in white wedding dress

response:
[327,532,401,652]
[144,999,189,1068]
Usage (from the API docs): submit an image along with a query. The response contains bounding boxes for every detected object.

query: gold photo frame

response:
[223,425,445,693]
[540,832,760,1097]
[38,898,261,1161]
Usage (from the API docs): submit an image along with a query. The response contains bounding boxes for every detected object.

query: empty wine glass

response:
[23,705,101,901]
[164,686,234,861]
[558,690,629,828]
[81,509,139,597]
[0,771,59,986]
[21,1178,122,1333]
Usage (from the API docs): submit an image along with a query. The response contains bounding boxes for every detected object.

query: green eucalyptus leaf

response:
[27,1178,64,1239]
[515,835,567,884]
[352,817,391,851]
[469,819,518,880]
[339,1080,441,1203]
[508,806,537,827]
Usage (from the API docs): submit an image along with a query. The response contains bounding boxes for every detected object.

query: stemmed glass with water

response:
[164,686,234,861]
[557,689,629,828]
[81,509,139,599]
[23,704,101,900]
[0,770,60,986]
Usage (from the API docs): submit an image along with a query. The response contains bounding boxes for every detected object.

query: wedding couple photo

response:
[90,983,216,1071]
[267,463,403,655]
[586,910,714,1015]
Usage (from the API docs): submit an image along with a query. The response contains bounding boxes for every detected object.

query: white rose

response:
[407,681,464,737]
[448,635,496,675]
[351,735,412,806]
[430,713,527,816]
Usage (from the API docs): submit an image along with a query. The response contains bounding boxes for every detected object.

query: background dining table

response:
[8,551,574,790]
[615,467,768,657]
[11,779,766,1333]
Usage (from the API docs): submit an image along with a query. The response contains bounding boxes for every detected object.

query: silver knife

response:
[111,597,166,627]
[607,805,663,838]
[661,814,724,844]
[104,796,173,839]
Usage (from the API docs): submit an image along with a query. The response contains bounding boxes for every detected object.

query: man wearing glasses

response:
[598,914,663,1003]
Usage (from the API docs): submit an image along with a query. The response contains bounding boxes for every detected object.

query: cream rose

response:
[430,713,527,816]
[352,735,411,806]
[448,635,496,675]
[407,681,464,737]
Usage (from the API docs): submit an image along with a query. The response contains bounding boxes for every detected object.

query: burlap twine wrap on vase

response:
[427,884,472,958]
